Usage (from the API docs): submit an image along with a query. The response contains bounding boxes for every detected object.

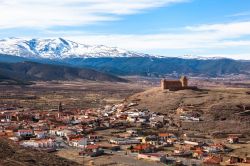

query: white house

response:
[127,129,137,134]
[150,115,164,123]
[20,139,56,148]
[138,117,147,123]
[34,130,47,139]
[55,129,76,137]
[127,116,137,123]
[69,138,88,148]
[16,129,33,137]
[110,138,140,145]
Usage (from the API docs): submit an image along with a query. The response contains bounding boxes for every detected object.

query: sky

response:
[0,0,250,59]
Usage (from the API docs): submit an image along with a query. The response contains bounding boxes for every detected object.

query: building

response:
[132,144,156,153]
[245,156,250,163]
[69,137,87,148]
[57,102,63,118]
[203,155,223,165]
[138,153,167,163]
[34,130,47,139]
[229,156,244,164]
[79,145,104,157]
[20,139,56,148]
[227,136,239,144]
[58,102,63,112]
[160,76,188,90]
[16,129,33,137]
[109,138,140,145]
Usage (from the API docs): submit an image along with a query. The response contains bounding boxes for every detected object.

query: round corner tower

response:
[180,76,188,87]
[161,79,166,90]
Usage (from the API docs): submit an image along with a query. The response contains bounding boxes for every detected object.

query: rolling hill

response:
[1,55,250,78]
[0,61,127,84]
[63,57,250,77]
[126,87,250,135]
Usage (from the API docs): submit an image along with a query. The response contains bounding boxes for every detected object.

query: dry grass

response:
[126,87,250,135]
[0,81,147,110]
[0,138,80,166]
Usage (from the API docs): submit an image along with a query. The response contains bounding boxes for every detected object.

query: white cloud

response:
[227,11,250,17]
[1,0,250,60]
[0,0,187,29]
[63,21,250,50]
[186,21,250,38]
[61,21,250,59]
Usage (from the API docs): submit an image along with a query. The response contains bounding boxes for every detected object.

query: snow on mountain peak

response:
[0,38,230,60]
[179,54,227,60]
[0,38,147,59]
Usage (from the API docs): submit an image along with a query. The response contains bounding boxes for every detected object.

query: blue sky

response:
[0,0,250,59]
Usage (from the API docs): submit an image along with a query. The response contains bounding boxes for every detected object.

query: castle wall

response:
[161,76,188,90]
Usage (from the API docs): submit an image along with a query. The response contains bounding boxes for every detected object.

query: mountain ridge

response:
[0,54,250,77]
[0,37,242,60]
[0,61,127,83]
[0,37,149,59]
[0,38,250,78]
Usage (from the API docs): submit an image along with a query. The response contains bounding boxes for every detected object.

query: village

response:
[0,77,249,166]
[1,101,250,165]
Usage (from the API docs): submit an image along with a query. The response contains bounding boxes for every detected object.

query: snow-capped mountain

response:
[0,38,148,59]
[179,54,226,60]
[0,38,249,77]
[0,37,233,60]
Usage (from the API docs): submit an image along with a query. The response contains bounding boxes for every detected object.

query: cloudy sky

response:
[0,0,250,59]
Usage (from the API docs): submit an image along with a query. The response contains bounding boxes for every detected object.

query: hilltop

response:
[126,87,250,135]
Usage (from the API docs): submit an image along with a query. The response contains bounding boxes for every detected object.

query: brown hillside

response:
[0,138,80,166]
[126,87,250,135]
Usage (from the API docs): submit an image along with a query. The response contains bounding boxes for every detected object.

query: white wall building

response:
[20,139,56,148]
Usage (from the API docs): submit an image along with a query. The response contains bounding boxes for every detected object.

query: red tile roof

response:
[86,145,99,149]
[203,156,222,164]
[134,144,154,151]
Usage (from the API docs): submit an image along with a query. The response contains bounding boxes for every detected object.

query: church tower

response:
[57,102,63,118]
[58,102,63,112]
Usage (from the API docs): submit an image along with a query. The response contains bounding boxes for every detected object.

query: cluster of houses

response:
[108,130,249,165]
[0,102,249,165]
[176,107,202,122]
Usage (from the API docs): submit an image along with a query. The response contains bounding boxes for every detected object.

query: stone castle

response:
[161,76,188,91]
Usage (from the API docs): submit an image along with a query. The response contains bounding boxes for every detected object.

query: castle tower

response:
[180,76,188,87]
[161,79,166,90]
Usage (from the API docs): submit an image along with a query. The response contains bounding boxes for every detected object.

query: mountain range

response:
[0,37,250,79]
[0,38,148,59]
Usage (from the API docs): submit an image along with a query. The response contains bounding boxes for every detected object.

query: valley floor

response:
[0,79,249,166]
[0,80,148,110]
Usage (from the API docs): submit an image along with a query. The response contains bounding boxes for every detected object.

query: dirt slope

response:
[126,87,250,135]
[0,138,80,166]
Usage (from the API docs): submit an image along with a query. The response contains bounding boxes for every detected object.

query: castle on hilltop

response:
[161,76,189,91]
